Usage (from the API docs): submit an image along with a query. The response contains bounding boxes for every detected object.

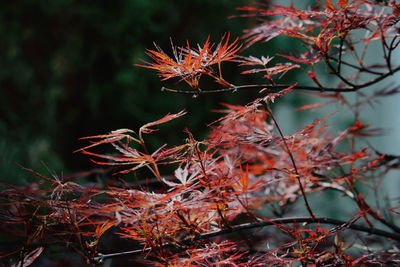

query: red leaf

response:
[325,0,335,10]
[300,112,335,136]
[262,83,297,103]
[307,71,323,87]
[137,34,241,89]
[337,0,348,8]
[75,128,137,153]
[140,110,186,135]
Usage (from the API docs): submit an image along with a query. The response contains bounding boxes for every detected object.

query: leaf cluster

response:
[1,1,400,266]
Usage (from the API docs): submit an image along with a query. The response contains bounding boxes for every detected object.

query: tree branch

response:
[161,84,356,94]
[93,216,400,262]
[327,56,385,75]
[161,65,400,95]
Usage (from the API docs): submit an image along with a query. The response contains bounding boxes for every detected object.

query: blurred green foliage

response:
[1,0,314,185]
[1,0,269,182]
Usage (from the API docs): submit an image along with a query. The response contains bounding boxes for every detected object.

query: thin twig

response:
[337,36,344,74]
[161,84,356,94]
[344,65,400,88]
[160,66,400,94]
[324,55,358,88]
[387,36,398,74]
[265,104,315,219]
[327,56,385,75]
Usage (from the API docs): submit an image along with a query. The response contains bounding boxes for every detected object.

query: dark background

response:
[1,0,282,183]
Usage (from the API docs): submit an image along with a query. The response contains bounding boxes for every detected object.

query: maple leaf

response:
[162,165,199,187]
[262,83,297,103]
[140,110,186,136]
[348,119,384,137]
[240,55,300,84]
[277,47,322,65]
[232,164,263,194]
[76,111,187,179]
[74,128,138,154]
[11,247,44,267]
[296,92,346,111]
[137,34,241,89]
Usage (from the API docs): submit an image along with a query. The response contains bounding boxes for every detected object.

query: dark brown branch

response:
[157,73,383,96]
[161,84,358,94]
[161,65,400,95]
[327,56,385,75]
[93,216,400,262]
[387,36,398,74]
[337,36,344,74]
[356,65,400,88]
[324,55,358,87]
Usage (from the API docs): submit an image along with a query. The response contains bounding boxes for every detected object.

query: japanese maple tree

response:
[1,0,400,266]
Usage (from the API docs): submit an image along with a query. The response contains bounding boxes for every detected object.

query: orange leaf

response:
[325,0,335,10]
[140,110,186,135]
[95,222,115,238]
[75,129,137,153]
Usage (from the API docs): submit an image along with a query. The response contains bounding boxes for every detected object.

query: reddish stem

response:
[265,103,315,219]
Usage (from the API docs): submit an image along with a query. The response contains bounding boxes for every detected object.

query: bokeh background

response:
[1,0,269,183]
